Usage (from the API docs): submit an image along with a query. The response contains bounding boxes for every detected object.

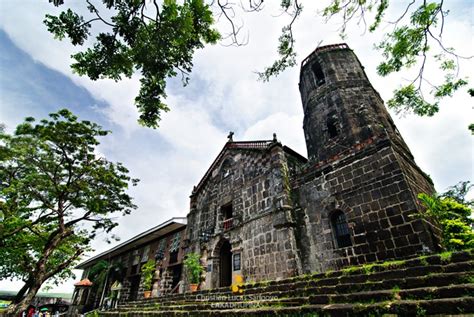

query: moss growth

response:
[417,255,429,266]
[439,251,453,262]
[391,285,401,300]
[361,263,377,274]
[416,304,427,316]
[380,259,405,269]
[341,266,362,275]
[339,258,407,277]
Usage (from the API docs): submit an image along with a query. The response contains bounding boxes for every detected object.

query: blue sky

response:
[0,30,111,126]
[0,1,473,293]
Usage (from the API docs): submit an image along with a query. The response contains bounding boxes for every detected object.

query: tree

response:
[44,1,471,129]
[0,109,138,314]
[418,188,474,251]
[440,181,474,208]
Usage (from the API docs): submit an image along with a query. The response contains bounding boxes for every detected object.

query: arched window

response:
[221,159,232,178]
[331,211,352,248]
[326,116,339,138]
[312,61,325,86]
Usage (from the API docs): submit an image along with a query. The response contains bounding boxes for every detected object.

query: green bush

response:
[418,193,474,251]
[183,252,203,284]
[141,259,156,291]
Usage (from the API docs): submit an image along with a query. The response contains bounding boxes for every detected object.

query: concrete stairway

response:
[99,250,474,316]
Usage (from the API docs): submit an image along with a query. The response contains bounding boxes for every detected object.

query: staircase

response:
[99,250,474,316]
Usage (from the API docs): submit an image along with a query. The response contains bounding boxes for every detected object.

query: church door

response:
[219,240,232,287]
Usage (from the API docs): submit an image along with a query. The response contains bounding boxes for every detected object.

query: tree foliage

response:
[318,1,470,118]
[0,109,137,314]
[418,182,474,251]
[44,1,471,128]
[45,0,220,128]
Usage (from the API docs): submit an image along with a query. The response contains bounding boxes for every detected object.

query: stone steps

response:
[99,297,474,316]
[114,284,473,312]
[119,263,471,306]
[98,250,474,316]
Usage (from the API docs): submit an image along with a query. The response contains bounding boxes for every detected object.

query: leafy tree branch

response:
[45,0,220,128]
[321,0,471,117]
[43,1,471,128]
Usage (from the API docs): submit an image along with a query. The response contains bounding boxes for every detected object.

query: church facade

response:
[183,43,440,290]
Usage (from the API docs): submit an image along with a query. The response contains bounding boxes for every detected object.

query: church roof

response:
[192,140,306,196]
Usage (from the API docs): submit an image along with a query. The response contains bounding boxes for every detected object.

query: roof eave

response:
[75,217,187,269]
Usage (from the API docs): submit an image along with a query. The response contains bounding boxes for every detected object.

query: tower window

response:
[331,211,352,248]
[312,61,325,86]
[221,159,232,178]
[326,116,339,138]
[222,204,233,220]
[222,204,234,231]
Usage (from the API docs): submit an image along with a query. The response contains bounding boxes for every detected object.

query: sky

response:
[0,1,473,294]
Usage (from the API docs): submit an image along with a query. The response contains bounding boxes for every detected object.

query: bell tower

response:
[299,43,411,163]
[294,44,441,271]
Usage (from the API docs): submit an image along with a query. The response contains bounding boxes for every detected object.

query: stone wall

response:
[293,139,439,273]
[186,142,306,287]
[240,210,301,281]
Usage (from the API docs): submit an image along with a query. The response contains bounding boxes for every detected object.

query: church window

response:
[331,211,352,248]
[169,232,181,253]
[312,61,325,86]
[155,239,166,260]
[132,249,140,265]
[222,204,233,220]
[233,253,241,271]
[141,245,150,262]
[222,204,233,230]
[169,233,181,264]
[169,251,178,264]
[327,116,339,138]
[221,158,232,178]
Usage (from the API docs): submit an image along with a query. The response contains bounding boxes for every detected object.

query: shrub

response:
[141,259,156,291]
[183,253,204,284]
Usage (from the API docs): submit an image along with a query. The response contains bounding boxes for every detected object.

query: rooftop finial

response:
[273,133,277,142]
[227,131,234,142]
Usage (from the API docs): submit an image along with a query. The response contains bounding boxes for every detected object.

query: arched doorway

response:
[219,240,232,287]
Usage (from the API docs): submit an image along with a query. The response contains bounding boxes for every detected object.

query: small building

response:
[0,291,71,316]
[70,217,186,314]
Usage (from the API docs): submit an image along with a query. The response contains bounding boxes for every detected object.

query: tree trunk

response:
[13,277,33,304]
[8,279,43,316]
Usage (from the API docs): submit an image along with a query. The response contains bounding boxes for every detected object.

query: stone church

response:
[71,43,440,310]
[183,43,440,290]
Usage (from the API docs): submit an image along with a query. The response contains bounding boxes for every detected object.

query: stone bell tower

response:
[293,44,442,272]
[299,43,412,163]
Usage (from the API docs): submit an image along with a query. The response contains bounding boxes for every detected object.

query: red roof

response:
[74,278,93,287]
